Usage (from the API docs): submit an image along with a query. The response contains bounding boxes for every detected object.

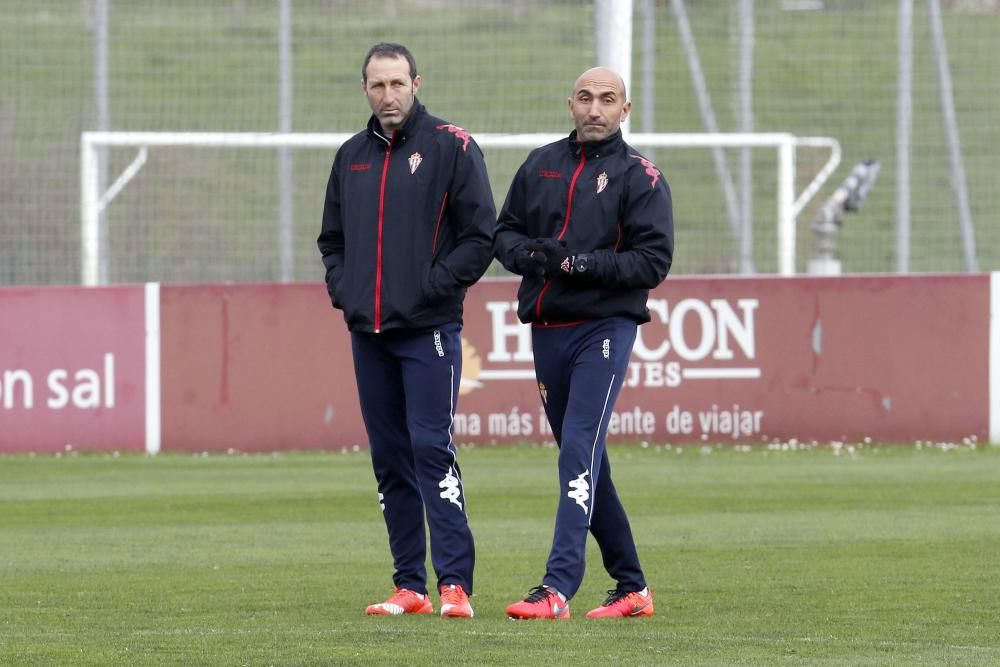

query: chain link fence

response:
[2,0,998,285]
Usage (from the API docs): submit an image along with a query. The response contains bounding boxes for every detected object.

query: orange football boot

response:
[365,588,434,616]
[585,587,654,619]
[506,586,570,620]
[439,583,474,618]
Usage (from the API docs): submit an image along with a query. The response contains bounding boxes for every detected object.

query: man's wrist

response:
[551,251,595,278]
[571,253,594,276]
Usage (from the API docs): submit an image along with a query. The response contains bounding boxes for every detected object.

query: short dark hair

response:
[362,43,417,83]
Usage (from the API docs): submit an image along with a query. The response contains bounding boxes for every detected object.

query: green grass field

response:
[2,443,999,665]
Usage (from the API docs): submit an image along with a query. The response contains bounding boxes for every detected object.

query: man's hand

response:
[530,238,595,278]
[513,241,547,277]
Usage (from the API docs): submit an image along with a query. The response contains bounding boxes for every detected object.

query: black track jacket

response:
[319,101,496,333]
[495,130,674,325]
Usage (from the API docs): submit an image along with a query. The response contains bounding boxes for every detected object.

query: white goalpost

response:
[80,131,840,286]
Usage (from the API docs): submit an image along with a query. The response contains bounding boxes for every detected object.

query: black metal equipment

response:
[807,159,880,275]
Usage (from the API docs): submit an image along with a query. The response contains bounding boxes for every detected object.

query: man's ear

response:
[412,74,422,95]
[620,100,632,122]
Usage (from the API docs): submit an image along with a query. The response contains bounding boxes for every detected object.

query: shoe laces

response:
[600,588,630,606]
[523,585,553,603]
[388,588,421,604]
[441,585,465,604]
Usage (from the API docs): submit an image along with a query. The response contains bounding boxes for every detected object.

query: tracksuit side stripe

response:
[448,361,470,516]
[448,363,456,450]
[587,372,617,526]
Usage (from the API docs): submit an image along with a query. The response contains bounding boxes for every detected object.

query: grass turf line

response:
[1,443,998,665]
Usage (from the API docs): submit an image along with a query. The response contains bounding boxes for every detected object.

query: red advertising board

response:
[455,275,989,444]
[0,274,993,453]
[159,284,366,452]
[157,275,990,451]
[0,286,146,452]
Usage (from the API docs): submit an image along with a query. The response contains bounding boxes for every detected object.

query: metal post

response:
[928,0,977,272]
[896,0,912,273]
[595,0,633,134]
[93,0,110,284]
[81,134,100,287]
[278,0,294,282]
[777,139,795,276]
[640,0,655,149]
[736,0,756,274]
[669,0,741,246]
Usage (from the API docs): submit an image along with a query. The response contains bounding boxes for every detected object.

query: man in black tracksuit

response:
[496,67,673,620]
[318,43,495,619]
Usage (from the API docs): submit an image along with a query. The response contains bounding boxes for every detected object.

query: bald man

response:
[495,67,674,620]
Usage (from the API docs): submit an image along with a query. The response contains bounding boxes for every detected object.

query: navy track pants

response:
[350,322,475,595]
[533,317,646,599]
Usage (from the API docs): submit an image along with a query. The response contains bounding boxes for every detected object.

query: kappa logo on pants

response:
[567,470,591,512]
[378,492,385,512]
[439,467,463,510]
[602,338,610,359]
[433,330,445,357]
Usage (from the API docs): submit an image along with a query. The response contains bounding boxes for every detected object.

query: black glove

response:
[531,238,595,278]
[513,243,547,277]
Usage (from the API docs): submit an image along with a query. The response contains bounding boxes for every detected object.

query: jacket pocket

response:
[325,266,342,308]
[420,263,449,307]
[332,279,345,309]
[330,265,350,312]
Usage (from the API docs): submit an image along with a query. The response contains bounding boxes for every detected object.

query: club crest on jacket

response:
[408,152,422,174]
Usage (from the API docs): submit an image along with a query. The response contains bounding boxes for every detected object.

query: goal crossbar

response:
[80,131,840,285]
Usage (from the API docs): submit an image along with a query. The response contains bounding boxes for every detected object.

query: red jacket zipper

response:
[375,133,395,333]
[535,150,586,320]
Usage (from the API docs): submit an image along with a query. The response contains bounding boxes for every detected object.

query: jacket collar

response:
[568,129,624,160]
[367,98,426,145]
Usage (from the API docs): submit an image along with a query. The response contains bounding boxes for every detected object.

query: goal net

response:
[80,131,839,285]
